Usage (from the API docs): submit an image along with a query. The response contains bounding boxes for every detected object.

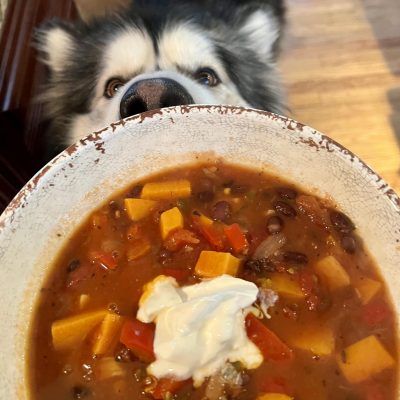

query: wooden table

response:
[280,0,400,194]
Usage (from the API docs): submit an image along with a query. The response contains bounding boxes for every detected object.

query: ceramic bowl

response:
[0,105,399,397]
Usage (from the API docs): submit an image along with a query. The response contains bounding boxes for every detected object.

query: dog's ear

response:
[34,19,78,74]
[238,6,283,60]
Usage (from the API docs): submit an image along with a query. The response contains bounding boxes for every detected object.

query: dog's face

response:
[36,0,285,151]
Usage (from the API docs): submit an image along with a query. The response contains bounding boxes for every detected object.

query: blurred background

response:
[0,0,399,211]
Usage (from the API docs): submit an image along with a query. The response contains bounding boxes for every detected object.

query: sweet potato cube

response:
[52,310,107,351]
[270,274,305,299]
[355,277,382,305]
[160,207,184,239]
[337,335,395,383]
[195,251,240,277]
[314,255,350,291]
[257,394,293,400]
[124,198,156,221]
[141,180,191,200]
[199,214,213,226]
[290,324,334,356]
[93,312,124,355]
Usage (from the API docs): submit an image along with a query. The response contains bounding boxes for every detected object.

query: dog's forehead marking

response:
[157,24,222,74]
[102,28,156,81]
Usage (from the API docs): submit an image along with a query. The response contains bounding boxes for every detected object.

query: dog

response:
[35,0,286,155]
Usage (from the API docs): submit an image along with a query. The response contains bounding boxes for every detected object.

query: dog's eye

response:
[194,68,220,87]
[104,78,125,98]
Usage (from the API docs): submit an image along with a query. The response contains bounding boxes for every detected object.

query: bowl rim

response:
[1,104,399,225]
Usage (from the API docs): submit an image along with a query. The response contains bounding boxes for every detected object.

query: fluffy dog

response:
[35,0,285,154]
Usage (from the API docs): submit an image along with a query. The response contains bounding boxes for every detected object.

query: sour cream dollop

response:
[137,274,263,385]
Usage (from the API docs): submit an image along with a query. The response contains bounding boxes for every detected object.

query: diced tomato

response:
[224,223,249,254]
[245,313,293,361]
[164,228,200,251]
[365,383,385,400]
[162,268,191,282]
[88,250,118,270]
[362,300,390,327]
[151,378,190,399]
[260,376,292,396]
[120,319,155,362]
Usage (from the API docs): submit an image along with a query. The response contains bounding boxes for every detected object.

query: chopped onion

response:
[97,358,125,381]
[253,232,286,260]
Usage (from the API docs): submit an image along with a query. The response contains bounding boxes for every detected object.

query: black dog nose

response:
[120,78,194,118]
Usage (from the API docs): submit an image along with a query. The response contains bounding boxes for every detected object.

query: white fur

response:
[68,24,254,144]
[41,27,74,73]
[158,24,223,78]
[240,10,279,60]
[98,28,156,98]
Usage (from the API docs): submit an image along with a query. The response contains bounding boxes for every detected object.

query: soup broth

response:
[29,162,398,400]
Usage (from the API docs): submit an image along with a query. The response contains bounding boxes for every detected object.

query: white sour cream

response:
[137,274,263,385]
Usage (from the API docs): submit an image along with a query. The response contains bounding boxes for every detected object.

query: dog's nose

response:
[120,78,194,118]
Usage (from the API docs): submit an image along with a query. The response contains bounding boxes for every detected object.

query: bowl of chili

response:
[0,105,399,399]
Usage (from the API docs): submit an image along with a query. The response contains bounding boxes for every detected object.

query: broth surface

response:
[29,162,398,400]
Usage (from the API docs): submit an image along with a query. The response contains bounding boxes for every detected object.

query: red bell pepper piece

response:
[245,313,293,361]
[200,224,225,250]
[88,250,118,270]
[224,223,249,253]
[192,215,226,250]
[151,378,190,399]
[120,319,155,362]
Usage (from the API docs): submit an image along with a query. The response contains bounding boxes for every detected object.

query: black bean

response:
[341,235,357,254]
[72,385,89,399]
[266,216,284,234]
[211,201,232,222]
[330,211,355,234]
[196,190,214,202]
[244,258,276,274]
[274,201,297,218]
[277,187,298,200]
[128,185,143,198]
[283,251,308,264]
[108,200,119,212]
[67,259,80,273]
